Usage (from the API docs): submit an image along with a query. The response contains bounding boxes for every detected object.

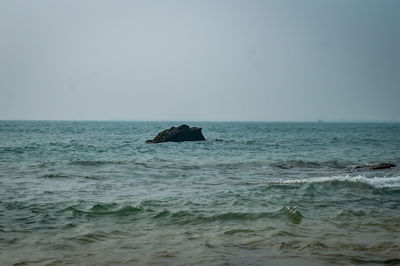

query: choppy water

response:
[1,121,399,265]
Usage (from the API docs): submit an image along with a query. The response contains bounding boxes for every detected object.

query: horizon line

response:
[0,119,399,123]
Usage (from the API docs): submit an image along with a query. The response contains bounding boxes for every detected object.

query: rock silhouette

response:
[146,124,206,143]
[350,163,396,171]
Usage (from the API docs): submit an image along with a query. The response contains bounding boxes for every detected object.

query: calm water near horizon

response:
[1,121,399,265]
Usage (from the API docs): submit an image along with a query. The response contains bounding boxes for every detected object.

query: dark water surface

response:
[1,121,399,265]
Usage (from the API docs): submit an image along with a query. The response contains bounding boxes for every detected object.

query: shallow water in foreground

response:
[1,121,400,265]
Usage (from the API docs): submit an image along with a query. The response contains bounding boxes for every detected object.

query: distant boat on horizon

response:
[317,120,324,123]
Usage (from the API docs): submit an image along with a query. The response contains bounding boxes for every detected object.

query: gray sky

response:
[1,0,399,121]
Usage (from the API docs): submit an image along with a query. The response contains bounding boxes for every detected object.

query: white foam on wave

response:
[274,175,400,189]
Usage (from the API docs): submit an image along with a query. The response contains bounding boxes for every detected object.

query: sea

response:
[0,121,399,265]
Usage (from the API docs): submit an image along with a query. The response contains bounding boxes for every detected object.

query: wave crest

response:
[271,175,400,189]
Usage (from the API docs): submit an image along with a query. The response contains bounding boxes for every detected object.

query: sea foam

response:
[273,175,400,189]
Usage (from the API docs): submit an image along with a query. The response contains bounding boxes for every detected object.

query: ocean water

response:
[0,121,399,266]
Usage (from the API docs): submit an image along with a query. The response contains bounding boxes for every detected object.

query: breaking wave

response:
[270,175,400,189]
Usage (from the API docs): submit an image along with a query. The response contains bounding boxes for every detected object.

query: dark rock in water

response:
[146,124,206,143]
[368,163,396,170]
[350,163,396,171]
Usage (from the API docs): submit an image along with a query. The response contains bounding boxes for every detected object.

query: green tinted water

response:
[1,121,399,265]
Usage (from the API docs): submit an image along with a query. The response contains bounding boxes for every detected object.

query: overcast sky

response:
[1,0,399,121]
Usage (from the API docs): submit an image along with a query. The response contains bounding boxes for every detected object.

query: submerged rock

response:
[146,124,206,143]
[368,163,396,170]
[350,163,396,171]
